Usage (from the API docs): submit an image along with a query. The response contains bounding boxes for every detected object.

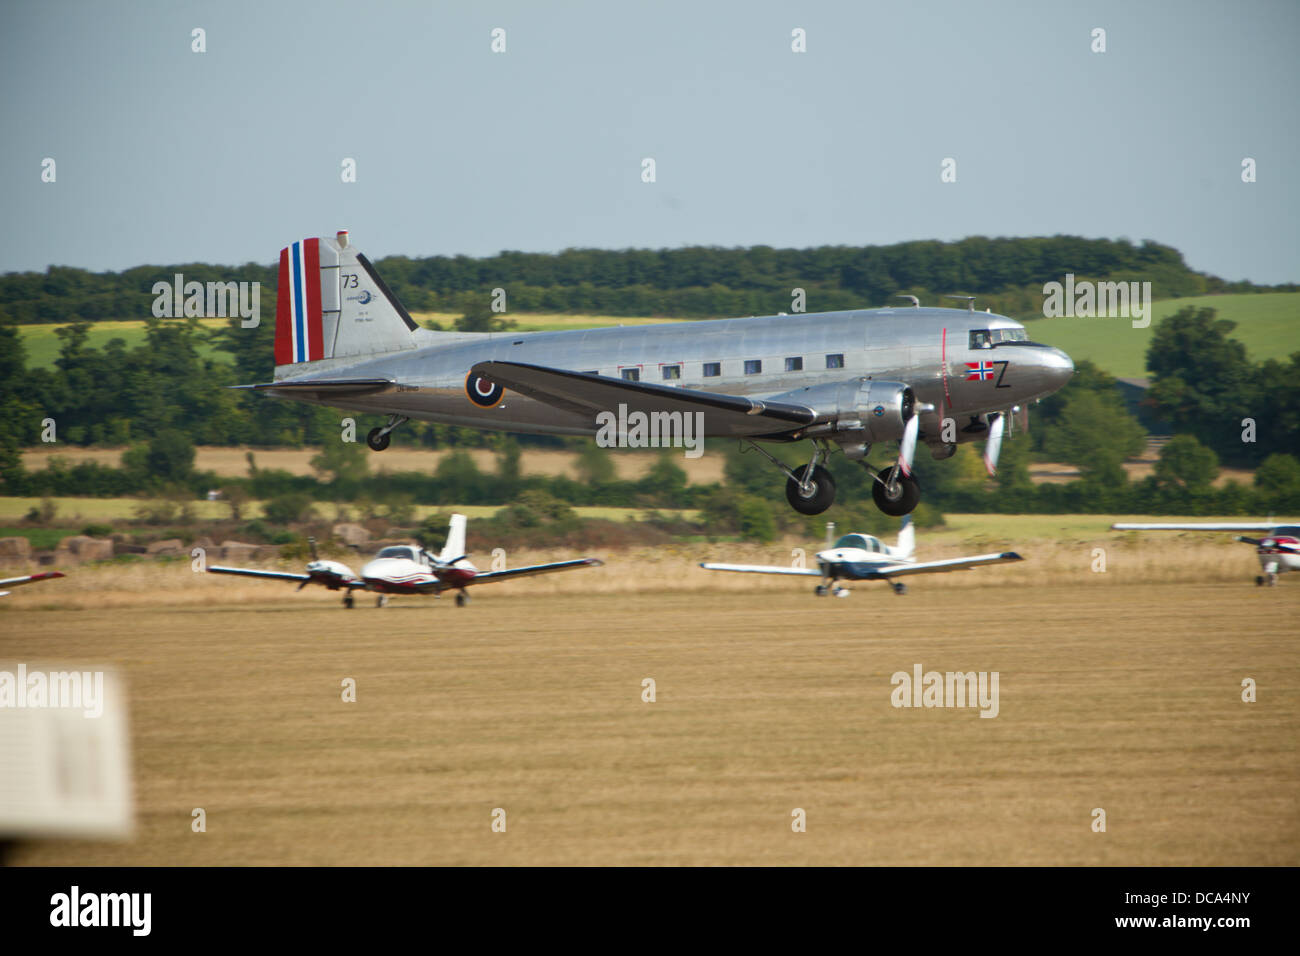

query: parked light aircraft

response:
[207,514,601,607]
[700,517,1022,596]
[237,232,1074,517]
[1112,521,1300,586]
[0,570,65,597]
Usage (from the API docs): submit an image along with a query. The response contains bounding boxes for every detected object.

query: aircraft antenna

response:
[943,295,976,312]
[895,295,920,308]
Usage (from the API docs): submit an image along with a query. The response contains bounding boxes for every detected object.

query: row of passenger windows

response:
[605,354,846,382]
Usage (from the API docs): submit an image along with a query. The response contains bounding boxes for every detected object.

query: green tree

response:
[1041,391,1146,480]
[310,439,370,483]
[1154,434,1219,490]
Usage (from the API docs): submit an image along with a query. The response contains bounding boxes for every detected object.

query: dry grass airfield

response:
[3,544,1297,867]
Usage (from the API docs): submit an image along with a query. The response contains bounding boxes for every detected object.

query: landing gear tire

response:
[832,586,850,598]
[786,464,836,515]
[1256,575,1265,587]
[343,594,354,609]
[891,582,908,596]
[455,592,468,607]
[376,594,389,608]
[366,427,391,451]
[814,584,830,597]
[873,467,920,517]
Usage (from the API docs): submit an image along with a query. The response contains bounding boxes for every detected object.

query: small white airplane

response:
[1111,521,1300,586]
[0,570,65,597]
[700,517,1023,596]
[207,514,601,607]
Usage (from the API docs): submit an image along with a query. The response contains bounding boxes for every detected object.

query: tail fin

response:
[440,513,468,563]
[274,230,421,377]
[896,516,915,559]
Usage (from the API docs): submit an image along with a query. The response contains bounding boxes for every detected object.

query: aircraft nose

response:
[1042,346,1074,388]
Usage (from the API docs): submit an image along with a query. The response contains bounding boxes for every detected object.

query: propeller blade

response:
[983,413,1005,476]
[308,536,319,562]
[897,414,920,477]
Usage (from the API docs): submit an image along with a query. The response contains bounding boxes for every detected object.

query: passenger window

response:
[825,353,844,369]
[661,364,681,380]
[703,362,721,377]
[621,367,640,382]
[744,360,762,375]
[785,357,803,372]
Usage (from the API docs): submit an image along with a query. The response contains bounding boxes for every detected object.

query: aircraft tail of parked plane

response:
[895,515,916,560]
[439,513,468,564]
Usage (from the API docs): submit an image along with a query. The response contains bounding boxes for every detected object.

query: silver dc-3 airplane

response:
[238,231,1075,517]
[701,517,1023,596]
[0,570,65,597]
[207,513,601,607]
[1112,521,1300,586]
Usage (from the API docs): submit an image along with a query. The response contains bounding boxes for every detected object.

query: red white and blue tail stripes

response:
[275,238,324,366]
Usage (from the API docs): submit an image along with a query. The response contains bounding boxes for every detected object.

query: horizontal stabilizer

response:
[231,378,394,397]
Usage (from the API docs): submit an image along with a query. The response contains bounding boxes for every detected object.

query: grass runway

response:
[6,581,1297,866]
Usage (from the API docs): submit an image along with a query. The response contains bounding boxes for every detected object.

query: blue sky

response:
[2,0,1296,283]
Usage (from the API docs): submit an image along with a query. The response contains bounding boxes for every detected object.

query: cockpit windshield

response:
[833,533,881,553]
[376,546,419,560]
[969,328,1029,348]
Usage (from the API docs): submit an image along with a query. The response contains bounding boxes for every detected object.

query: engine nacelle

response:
[773,379,916,443]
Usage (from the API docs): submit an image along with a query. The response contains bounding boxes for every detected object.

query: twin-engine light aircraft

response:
[700,518,1023,596]
[1112,521,1300,586]
[237,231,1074,518]
[0,570,65,597]
[207,514,601,607]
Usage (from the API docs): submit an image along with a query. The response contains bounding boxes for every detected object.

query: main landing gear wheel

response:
[1256,575,1265,587]
[376,594,389,608]
[343,594,354,609]
[891,582,908,596]
[366,427,391,451]
[832,586,850,598]
[455,592,469,607]
[786,464,837,515]
[814,584,830,597]
[872,466,920,517]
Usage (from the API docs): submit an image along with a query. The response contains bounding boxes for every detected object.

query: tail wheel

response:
[366,427,391,451]
[873,466,920,516]
[786,464,836,515]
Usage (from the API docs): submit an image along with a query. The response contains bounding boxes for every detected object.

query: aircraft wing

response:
[0,570,65,596]
[464,557,603,586]
[1111,522,1282,532]
[471,361,816,437]
[865,552,1024,578]
[699,563,825,577]
[206,566,367,588]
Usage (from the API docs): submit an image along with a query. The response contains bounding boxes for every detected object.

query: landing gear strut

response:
[871,464,921,517]
[366,415,409,451]
[745,439,838,515]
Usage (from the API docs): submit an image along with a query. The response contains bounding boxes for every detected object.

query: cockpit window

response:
[833,534,880,553]
[377,546,417,560]
[970,328,1028,349]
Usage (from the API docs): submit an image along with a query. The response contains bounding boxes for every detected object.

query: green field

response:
[1021,292,1300,380]
[18,318,233,368]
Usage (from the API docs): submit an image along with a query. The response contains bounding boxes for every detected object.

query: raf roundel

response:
[466,372,505,408]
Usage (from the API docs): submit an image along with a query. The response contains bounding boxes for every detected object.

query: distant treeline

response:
[3,236,1294,324]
